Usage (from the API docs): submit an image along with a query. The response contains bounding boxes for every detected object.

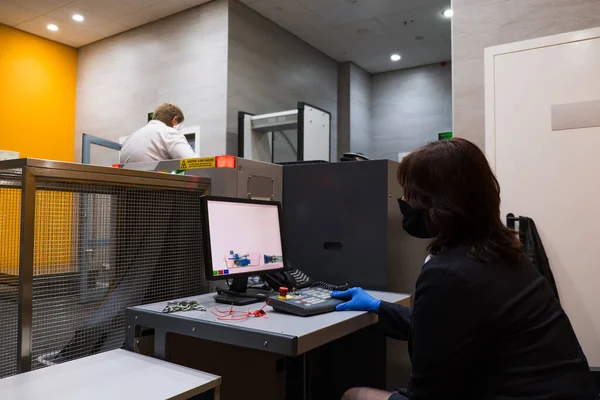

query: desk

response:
[0,349,221,400]
[125,291,410,359]
[124,291,410,400]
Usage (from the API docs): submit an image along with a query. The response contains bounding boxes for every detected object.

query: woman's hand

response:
[330,287,382,313]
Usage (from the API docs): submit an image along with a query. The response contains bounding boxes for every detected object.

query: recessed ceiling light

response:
[72,14,84,22]
[47,24,59,32]
[391,53,401,61]
[443,9,454,18]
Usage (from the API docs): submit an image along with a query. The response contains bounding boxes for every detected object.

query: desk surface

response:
[0,349,221,400]
[127,291,410,356]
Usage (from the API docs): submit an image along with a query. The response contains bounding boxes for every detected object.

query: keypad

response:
[269,287,344,316]
[297,288,335,306]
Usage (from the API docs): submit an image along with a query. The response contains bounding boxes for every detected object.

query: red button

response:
[279,287,289,296]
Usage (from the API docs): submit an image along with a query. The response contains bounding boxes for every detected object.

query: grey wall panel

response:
[337,63,351,157]
[453,0,600,148]
[337,62,371,158]
[349,63,372,156]
[226,0,338,160]
[339,62,451,161]
[75,0,229,161]
[371,63,452,160]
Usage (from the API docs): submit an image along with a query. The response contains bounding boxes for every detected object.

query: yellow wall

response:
[0,25,77,275]
[0,24,77,161]
[0,189,21,275]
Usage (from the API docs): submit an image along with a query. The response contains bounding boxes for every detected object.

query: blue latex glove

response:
[330,287,382,313]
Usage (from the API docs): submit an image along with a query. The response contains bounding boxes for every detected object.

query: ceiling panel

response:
[356,44,450,73]
[72,0,138,20]
[121,0,165,8]
[15,14,81,40]
[299,30,349,59]
[379,7,450,51]
[45,4,108,29]
[117,10,160,29]
[297,0,346,10]
[86,20,130,38]
[248,0,309,24]
[60,29,106,47]
[335,17,389,43]
[0,1,38,25]
[15,0,70,14]
[312,0,425,27]
[280,10,344,40]
[186,0,213,6]
[144,0,198,18]
[378,6,449,36]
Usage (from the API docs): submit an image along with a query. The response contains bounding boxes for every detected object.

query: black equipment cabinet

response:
[282,160,428,295]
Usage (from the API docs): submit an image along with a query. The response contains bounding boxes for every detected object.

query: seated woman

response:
[332,138,597,400]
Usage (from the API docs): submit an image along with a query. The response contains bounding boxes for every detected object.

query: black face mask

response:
[398,199,433,239]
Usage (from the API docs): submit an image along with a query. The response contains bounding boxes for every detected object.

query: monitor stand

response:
[214,277,272,306]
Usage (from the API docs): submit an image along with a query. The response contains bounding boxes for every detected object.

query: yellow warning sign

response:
[179,157,216,170]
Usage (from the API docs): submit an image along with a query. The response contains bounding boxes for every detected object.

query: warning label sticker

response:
[179,157,216,170]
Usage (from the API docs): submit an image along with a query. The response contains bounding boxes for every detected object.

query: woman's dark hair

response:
[397,138,522,263]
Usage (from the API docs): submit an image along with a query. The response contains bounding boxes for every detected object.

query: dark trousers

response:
[389,389,410,400]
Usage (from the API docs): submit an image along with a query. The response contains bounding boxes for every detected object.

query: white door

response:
[486,28,600,368]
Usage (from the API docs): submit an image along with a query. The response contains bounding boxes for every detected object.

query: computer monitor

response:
[200,196,285,304]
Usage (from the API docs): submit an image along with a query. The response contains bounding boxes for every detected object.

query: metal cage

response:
[0,159,210,377]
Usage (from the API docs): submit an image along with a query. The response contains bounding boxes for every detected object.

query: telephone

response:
[340,152,369,162]
[262,268,349,292]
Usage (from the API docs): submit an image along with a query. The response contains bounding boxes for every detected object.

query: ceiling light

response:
[443,9,453,18]
[47,24,59,32]
[72,14,84,22]
[390,53,401,61]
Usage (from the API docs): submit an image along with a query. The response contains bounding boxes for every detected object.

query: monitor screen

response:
[206,199,284,278]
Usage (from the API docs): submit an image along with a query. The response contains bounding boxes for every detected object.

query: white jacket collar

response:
[148,120,179,133]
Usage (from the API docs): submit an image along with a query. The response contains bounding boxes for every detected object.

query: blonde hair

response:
[153,103,184,126]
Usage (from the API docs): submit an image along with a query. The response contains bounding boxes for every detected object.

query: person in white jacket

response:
[120,103,195,163]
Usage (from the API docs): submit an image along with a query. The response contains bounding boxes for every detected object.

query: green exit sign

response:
[147,112,154,122]
[438,132,452,140]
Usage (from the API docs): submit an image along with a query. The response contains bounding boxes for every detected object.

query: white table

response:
[0,349,221,400]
